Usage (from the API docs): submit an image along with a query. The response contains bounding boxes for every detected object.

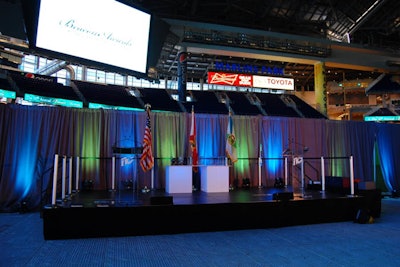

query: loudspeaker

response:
[272,192,294,201]
[150,196,173,205]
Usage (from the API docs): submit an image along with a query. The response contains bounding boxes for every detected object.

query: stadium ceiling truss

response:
[0,0,399,89]
[131,0,400,88]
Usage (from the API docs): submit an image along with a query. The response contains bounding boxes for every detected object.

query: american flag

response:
[140,105,154,172]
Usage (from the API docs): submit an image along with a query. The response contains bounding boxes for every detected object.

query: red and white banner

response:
[208,72,252,87]
[208,71,294,90]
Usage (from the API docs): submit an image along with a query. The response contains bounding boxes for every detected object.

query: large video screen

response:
[35,0,151,74]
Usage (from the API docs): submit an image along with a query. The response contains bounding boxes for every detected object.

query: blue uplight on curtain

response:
[261,118,289,176]
[197,114,225,165]
[376,123,400,192]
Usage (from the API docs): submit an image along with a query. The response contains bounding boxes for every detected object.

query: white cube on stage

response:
[200,166,229,193]
[165,166,193,193]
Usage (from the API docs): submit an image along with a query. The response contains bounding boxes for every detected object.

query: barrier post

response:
[258,157,262,188]
[75,156,80,192]
[321,156,325,191]
[68,157,73,196]
[300,157,304,189]
[350,155,355,195]
[258,144,262,188]
[62,156,67,201]
[51,154,59,206]
[284,157,288,186]
[111,156,116,191]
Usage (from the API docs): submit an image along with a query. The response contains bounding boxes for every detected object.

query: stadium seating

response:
[256,93,300,117]
[286,94,326,119]
[182,90,228,114]
[10,71,80,101]
[3,70,328,118]
[74,80,142,109]
[225,91,262,115]
[137,87,182,112]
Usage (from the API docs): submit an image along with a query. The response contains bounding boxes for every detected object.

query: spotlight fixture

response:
[19,200,28,213]
[82,179,94,191]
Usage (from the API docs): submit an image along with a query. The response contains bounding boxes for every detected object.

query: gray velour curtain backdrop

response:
[0,104,398,211]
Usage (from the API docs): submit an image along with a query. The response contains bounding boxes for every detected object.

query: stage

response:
[42,185,381,240]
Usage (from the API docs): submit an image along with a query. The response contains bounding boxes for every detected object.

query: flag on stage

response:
[189,106,198,170]
[140,104,154,172]
[226,111,238,163]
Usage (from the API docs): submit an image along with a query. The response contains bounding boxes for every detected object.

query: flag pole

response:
[189,105,200,190]
[191,105,194,167]
[226,108,238,188]
[140,103,154,193]
[147,103,154,191]
[150,103,153,190]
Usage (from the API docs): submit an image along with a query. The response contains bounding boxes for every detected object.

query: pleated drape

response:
[0,104,397,211]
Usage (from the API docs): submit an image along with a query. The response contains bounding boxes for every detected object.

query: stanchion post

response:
[350,155,355,195]
[258,144,262,188]
[321,156,325,191]
[300,157,304,189]
[68,157,73,196]
[284,157,288,186]
[75,156,80,192]
[258,157,262,188]
[51,154,59,206]
[62,156,66,201]
[111,156,116,191]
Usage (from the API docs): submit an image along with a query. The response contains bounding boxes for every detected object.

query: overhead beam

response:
[168,18,400,74]
[184,41,399,73]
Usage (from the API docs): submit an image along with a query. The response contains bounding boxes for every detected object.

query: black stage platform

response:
[42,187,381,240]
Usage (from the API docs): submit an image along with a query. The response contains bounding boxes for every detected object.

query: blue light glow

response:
[15,146,35,199]
[265,136,283,173]
[14,119,38,199]
[262,119,287,174]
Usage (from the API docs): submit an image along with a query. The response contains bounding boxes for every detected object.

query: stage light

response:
[274,177,284,188]
[19,200,28,213]
[142,186,150,193]
[82,179,94,191]
[122,179,133,190]
[242,178,250,189]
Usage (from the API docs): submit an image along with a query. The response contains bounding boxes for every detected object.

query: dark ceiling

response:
[131,0,400,47]
[1,0,400,89]
[129,0,400,89]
